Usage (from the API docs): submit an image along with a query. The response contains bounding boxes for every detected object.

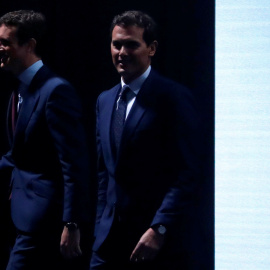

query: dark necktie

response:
[11,82,24,134]
[11,90,19,134]
[112,87,130,154]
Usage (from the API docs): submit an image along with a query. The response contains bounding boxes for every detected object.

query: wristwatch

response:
[65,222,78,231]
[153,224,167,235]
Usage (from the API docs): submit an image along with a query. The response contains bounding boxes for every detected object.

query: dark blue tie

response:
[112,87,130,154]
[11,90,18,134]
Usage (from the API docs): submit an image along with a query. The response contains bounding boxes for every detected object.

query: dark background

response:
[0,0,214,269]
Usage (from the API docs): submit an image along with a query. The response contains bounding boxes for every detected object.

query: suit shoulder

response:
[35,65,73,87]
[149,70,191,99]
[97,84,120,102]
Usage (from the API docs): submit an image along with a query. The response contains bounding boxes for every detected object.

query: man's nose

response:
[119,46,127,55]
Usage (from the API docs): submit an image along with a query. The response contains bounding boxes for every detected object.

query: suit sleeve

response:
[94,94,109,234]
[0,150,14,199]
[46,81,91,223]
[151,84,203,230]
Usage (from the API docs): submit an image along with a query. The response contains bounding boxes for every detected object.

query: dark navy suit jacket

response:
[0,65,91,233]
[93,69,203,262]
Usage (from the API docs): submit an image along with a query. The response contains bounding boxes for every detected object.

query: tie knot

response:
[116,87,132,110]
[119,86,131,101]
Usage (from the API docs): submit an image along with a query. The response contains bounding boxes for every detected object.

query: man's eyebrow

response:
[112,40,139,44]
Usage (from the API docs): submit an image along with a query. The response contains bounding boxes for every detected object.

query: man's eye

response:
[112,41,139,50]
[113,42,121,50]
[126,42,139,49]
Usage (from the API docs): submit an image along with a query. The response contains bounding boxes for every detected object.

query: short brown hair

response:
[110,10,157,46]
[0,10,47,57]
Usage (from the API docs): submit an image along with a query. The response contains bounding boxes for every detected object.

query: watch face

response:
[65,222,78,230]
[158,225,167,235]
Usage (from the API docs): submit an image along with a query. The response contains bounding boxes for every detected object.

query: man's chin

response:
[0,59,9,70]
[0,62,8,70]
[0,54,8,67]
[116,62,130,72]
[0,62,6,69]
[117,68,128,77]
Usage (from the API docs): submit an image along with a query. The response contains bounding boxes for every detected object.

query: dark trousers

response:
[89,213,209,270]
[89,218,185,270]
[89,246,188,270]
[6,229,63,270]
[6,224,93,270]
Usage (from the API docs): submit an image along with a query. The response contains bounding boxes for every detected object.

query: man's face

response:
[0,24,27,75]
[111,25,156,84]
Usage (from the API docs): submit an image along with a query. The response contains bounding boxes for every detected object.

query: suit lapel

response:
[100,84,121,162]
[12,66,49,145]
[102,70,158,164]
[13,89,40,141]
[119,70,156,152]
[120,99,146,151]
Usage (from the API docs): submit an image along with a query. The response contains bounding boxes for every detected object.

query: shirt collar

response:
[121,65,151,95]
[18,60,43,86]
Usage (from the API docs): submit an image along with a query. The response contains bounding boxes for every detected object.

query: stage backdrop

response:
[216,0,270,269]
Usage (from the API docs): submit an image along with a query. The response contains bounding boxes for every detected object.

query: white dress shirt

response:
[121,65,151,119]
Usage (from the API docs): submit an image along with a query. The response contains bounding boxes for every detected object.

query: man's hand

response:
[60,226,82,259]
[130,227,165,262]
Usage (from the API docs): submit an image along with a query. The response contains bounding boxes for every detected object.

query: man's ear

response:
[27,38,37,53]
[149,40,158,57]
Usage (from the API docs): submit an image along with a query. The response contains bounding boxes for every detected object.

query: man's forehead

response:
[113,25,144,33]
[0,24,17,34]
[112,25,144,40]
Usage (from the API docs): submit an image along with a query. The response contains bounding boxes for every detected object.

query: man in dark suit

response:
[90,10,204,270]
[0,10,92,270]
